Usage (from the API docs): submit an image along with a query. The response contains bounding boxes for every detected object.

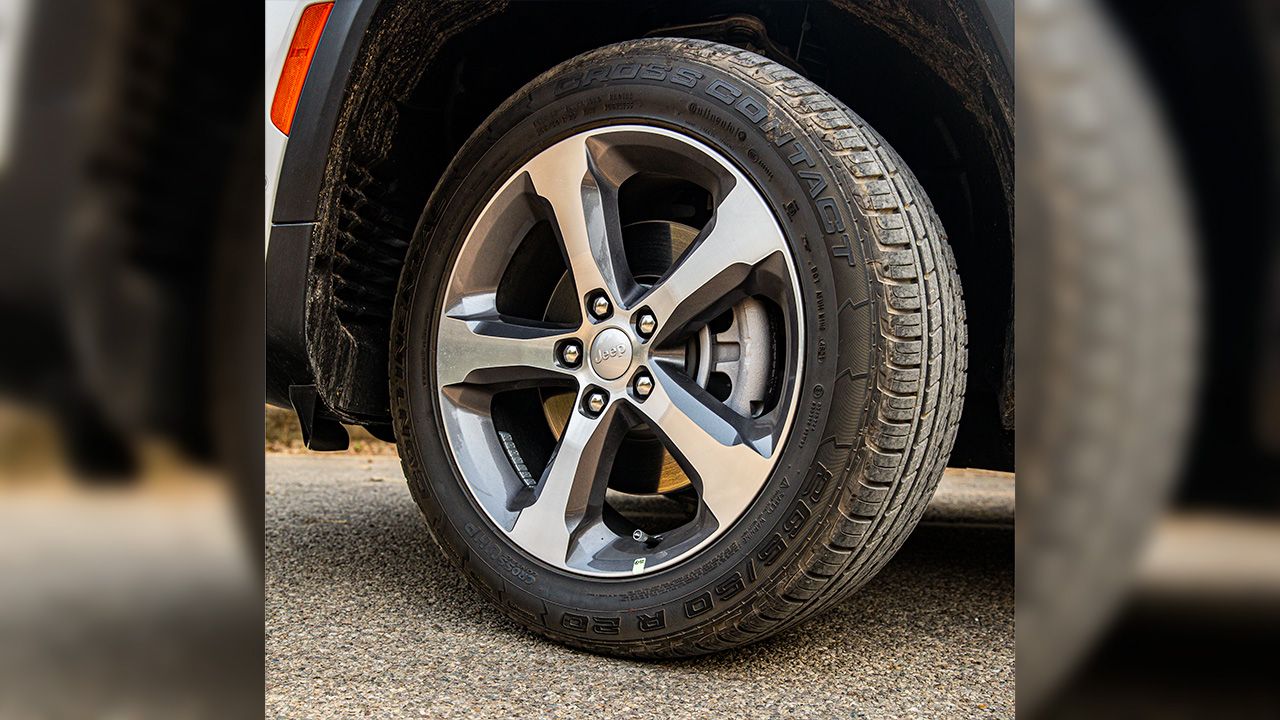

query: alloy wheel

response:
[434,125,803,577]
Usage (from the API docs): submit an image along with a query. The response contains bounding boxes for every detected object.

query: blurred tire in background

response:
[0,1,262,717]
[1016,0,1199,710]
[1019,0,1280,716]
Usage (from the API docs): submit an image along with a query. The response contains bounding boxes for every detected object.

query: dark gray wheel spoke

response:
[640,182,785,340]
[436,309,577,388]
[522,135,633,312]
[637,363,775,525]
[508,395,621,564]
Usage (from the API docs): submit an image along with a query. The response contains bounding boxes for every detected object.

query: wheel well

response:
[308,0,1013,470]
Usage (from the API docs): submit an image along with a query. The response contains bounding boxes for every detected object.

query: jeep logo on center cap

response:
[588,327,633,380]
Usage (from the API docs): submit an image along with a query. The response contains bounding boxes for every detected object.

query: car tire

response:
[389,38,966,657]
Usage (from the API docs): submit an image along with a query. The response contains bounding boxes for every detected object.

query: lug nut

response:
[559,341,582,367]
[633,372,653,399]
[636,312,657,339]
[585,391,607,416]
[589,293,612,320]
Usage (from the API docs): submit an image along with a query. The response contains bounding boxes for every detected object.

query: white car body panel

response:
[265,0,319,254]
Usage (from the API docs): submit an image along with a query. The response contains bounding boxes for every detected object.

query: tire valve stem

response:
[632,528,662,547]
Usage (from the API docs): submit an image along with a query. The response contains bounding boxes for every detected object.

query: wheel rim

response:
[434,125,803,577]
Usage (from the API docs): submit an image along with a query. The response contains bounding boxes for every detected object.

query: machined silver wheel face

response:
[434,125,803,577]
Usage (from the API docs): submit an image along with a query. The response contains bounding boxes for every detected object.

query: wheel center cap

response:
[589,327,633,380]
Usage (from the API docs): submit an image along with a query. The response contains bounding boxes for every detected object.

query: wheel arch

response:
[270,0,1013,470]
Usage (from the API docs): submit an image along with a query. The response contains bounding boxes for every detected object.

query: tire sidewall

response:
[393,42,878,647]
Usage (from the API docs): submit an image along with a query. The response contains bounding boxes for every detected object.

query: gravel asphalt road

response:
[266,455,1013,719]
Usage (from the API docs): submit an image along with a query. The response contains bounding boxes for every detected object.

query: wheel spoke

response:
[508,396,621,563]
[636,363,776,525]
[435,306,577,388]
[522,136,633,311]
[640,182,784,339]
